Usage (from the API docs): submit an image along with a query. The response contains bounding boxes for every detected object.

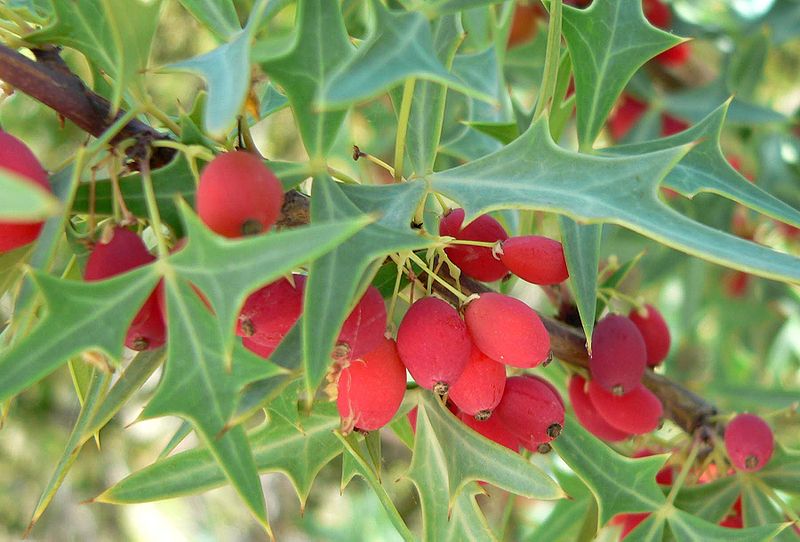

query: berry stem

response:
[532,0,563,122]
[139,157,170,258]
[393,77,416,183]
[665,437,701,506]
[405,251,468,304]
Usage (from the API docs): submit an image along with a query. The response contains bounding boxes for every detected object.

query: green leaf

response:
[164,0,270,137]
[606,101,800,229]
[551,415,666,527]
[322,0,490,109]
[260,0,356,159]
[726,30,769,101]
[673,476,741,523]
[0,267,159,403]
[560,218,601,345]
[430,118,800,284]
[28,0,159,111]
[177,0,240,41]
[756,446,800,494]
[0,168,60,220]
[663,79,786,126]
[302,176,429,394]
[561,0,683,148]
[97,401,343,510]
[169,199,370,364]
[399,0,505,17]
[666,507,789,542]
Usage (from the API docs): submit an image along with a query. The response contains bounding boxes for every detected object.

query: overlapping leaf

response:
[673,476,741,523]
[560,218,601,345]
[740,476,797,541]
[430,118,800,284]
[397,0,505,17]
[0,168,60,220]
[177,0,240,41]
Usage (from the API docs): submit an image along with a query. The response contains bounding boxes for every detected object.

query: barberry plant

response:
[0,0,798,540]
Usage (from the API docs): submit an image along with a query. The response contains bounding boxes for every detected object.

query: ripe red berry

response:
[587,381,663,434]
[397,297,471,394]
[643,0,672,29]
[237,275,305,353]
[628,304,671,366]
[448,346,506,419]
[459,411,520,451]
[568,375,631,442]
[611,512,649,540]
[656,42,691,66]
[85,227,165,351]
[724,413,774,472]
[242,336,275,359]
[337,338,407,432]
[196,151,284,238]
[660,113,689,136]
[464,293,550,368]
[439,208,509,282]
[499,235,569,285]
[337,285,387,361]
[494,375,565,450]
[589,314,647,395]
[608,94,647,140]
[0,131,51,253]
[507,3,542,48]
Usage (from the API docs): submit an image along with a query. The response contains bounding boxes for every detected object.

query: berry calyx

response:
[724,413,774,472]
[439,208,509,282]
[628,304,671,366]
[397,297,471,393]
[464,293,550,368]
[568,375,631,442]
[587,381,663,435]
[236,275,305,353]
[196,151,284,238]
[589,314,647,395]
[336,285,387,361]
[0,131,52,253]
[499,235,569,285]
[448,345,506,418]
[337,338,407,432]
[494,375,565,449]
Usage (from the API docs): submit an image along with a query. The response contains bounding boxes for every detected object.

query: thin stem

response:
[386,255,406,334]
[238,116,263,158]
[139,157,169,258]
[144,101,182,136]
[393,78,416,182]
[666,438,701,506]
[405,251,468,304]
[327,166,360,185]
[532,0,563,122]
[0,5,33,33]
[446,239,499,248]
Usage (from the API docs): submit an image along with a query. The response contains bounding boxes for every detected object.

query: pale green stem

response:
[665,438,701,506]
[139,158,169,258]
[533,0,563,122]
[144,101,182,136]
[405,251,468,304]
[393,78,416,182]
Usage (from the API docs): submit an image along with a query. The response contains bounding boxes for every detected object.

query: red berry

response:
[507,3,542,48]
[337,285,387,361]
[397,297,471,394]
[724,413,774,472]
[660,113,689,136]
[568,375,631,442]
[719,496,743,528]
[589,314,647,395]
[459,411,520,451]
[494,375,565,449]
[499,235,569,285]
[632,448,674,485]
[242,336,275,359]
[407,406,418,434]
[237,275,305,353]
[0,131,51,253]
[439,208,509,282]
[724,270,750,298]
[587,381,663,434]
[448,346,506,418]
[85,227,165,351]
[611,512,649,539]
[608,94,647,140]
[656,42,691,66]
[464,293,550,368]
[196,151,284,238]
[337,338,407,432]
[628,304,671,366]
[643,0,672,28]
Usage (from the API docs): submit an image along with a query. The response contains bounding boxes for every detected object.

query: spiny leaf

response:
[0,168,60,220]
[176,0,240,41]
[756,445,800,494]
[560,218,601,345]
[673,476,741,523]
[667,507,790,541]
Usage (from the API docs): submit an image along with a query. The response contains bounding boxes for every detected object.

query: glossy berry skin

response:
[643,0,671,29]
[465,293,550,368]
[724,413,774,472]
[589,314,647,395]
[242,336,275,359]
[439,208,509,282]
[628,304,671,366]
[448,346,506,418]
[337,285,387,361]
[85,227,165,351]
[568,375,630,442]
[494,375,565,450]
[337,338,407,432]
[237,275,305,353]
[0,131,51,253]
[459,411,520,451]
[587,381,663,435]
[397,297,471,394]
[196,151,284,238]
[499,235,569,285]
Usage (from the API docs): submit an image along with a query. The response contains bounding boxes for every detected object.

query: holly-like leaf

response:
[606,101,800,229]
[176,0,240,41]
[169,200,370,365]
[163,0,270,137]
[260,0,356,159]
[398,0,505,17]
[97,401,343,511]
[551,415,666,527]
[740,476,797,541]
[302,176,430,394]
[560,218,601,345]
[321,0,489,109]
[673,476,741,523]
[756,445,800,494]
[0,168,60,220]
[561,0,684,148]
[0,267,159,403]
[28,0,159,111]
[666,507,789,542]
[405,392,564,540]
[430,118,800,284]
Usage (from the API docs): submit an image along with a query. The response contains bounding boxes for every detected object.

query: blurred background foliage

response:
[0,0,799,540]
